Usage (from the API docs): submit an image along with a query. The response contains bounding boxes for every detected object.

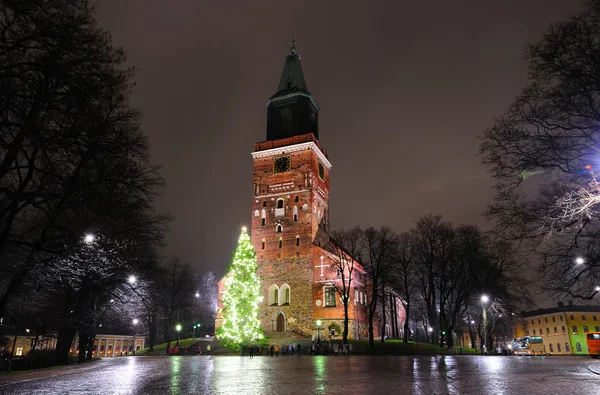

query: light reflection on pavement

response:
[0,355,599,394]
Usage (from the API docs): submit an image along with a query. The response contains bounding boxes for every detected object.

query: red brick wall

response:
[250,137,331,336]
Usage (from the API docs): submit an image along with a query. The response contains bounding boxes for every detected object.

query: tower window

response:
[293,214,298,221]
[295,196,299,202]
[276,224,283,233]
[275,198,285,217]
[279,237,283,248]
[296,235,300,246]
[262,239,265,249]
[262,218,266,226]
[293,206,298,221]
[263,201,267,207]
[261,209,266,226]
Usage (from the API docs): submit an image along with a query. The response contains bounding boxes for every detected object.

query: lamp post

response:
[132,318,139,356]
[316,320,322,344]
[481,295,489,354]
[176,324,181,347]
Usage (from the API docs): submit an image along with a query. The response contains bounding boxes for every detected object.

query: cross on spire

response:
[290,38,297,54]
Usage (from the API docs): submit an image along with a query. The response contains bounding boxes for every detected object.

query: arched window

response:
[295,196,299,202]
[280,284,291,305]
[565,343,570,352]
[276,224,283,233]
[557,343,561,352]
[293,206,298,221]
[279,237,283,248]
[254,210,259,217]
[262,201,267,207]
[549,343,554,352]
[261,239,265,250]
[296,235,300,246]
[261,209,266,226]
[275,199,285,217]
[268,284,279,306]
[576,342,582,352]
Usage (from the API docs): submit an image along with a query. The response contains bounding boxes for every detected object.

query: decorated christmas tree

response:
[216,227,264,347]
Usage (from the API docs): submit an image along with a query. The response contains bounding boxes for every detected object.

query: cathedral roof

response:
[269,39,310,100]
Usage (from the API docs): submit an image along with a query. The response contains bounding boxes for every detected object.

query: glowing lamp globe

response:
[481,295,490,303]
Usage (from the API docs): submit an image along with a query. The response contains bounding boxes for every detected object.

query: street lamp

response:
[84,234,95,244]
[128,275,136,284]
[176,324,182,346]
[481,295,489,354]
[195,292,200,298]
[132,319,139,356]
[575,257,585,265]
[316,320,322,344]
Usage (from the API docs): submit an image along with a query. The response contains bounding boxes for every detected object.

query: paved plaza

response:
[0,355,599,394]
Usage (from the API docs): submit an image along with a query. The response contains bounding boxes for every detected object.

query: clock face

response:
[318,163,325,179]
[273,155,291,174]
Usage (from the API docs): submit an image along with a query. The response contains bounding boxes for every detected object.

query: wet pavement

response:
[0,355,599,394]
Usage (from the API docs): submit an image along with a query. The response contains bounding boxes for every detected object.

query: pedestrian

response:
[206,344,211,355]
[197,345,202,355]
[270,345,274,357]
[249,344,254,359]
[275,345,279,357]
[297,343,302,358]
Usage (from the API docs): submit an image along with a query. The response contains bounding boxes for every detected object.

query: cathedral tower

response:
[251,41,331,335]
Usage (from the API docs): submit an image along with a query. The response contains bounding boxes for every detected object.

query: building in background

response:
[517,304,600,355]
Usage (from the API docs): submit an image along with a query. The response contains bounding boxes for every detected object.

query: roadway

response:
[1,355,598,394]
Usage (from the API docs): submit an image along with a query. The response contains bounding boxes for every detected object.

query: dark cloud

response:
[95,0,580,277]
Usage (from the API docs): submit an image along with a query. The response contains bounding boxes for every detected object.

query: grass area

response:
[136,338,199,356]
[136,338,479,357]
[348,340,478,355]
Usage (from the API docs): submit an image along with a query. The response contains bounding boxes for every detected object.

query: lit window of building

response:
[572,326,578,335]
[325,287,336,307]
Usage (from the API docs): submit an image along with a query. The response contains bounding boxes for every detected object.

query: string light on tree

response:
[216,226,264,347]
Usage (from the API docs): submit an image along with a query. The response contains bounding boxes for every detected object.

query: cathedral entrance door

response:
[276,313,285,332]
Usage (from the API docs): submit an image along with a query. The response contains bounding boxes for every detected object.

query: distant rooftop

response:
[521,305,600,317]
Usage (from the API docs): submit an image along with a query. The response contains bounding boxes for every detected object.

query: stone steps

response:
[263,331,311,346]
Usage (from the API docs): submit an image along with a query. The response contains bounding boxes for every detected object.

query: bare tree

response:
[479,0,600,300]
[389,232,417,343]
[362,227,395,348]
[328,227,363,344]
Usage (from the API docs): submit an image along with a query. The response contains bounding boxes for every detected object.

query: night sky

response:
[96,0,580,278]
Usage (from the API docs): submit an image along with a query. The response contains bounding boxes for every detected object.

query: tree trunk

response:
[342,299,349,344]
[55,326,77,365]
[163,317,171,346]
[380,290,387,343]
[78,332,88,363]
[149,314,157,351]
[86,333,96,361]
[403,300,410,343]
